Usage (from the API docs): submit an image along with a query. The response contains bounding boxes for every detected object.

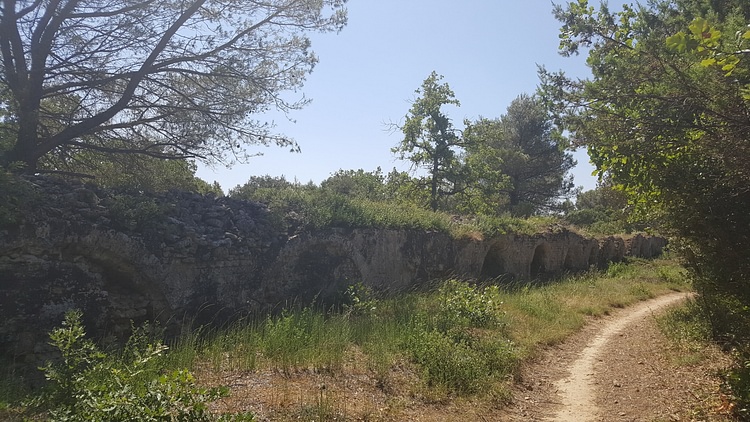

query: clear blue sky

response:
[197,1,616,193]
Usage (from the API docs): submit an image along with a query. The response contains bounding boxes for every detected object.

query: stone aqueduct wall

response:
[0,177,666,364]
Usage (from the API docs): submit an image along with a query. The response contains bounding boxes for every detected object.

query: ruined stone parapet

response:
[0,177,667,365]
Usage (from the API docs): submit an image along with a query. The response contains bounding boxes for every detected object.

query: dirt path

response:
[550,293,690,421]
[504,292,733,421]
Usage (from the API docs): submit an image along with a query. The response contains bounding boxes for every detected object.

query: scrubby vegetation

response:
[4,311,253,422]
[1,0,747,415]
[543,1,750,414]
[228,173,561,237]
[0,259,687,420]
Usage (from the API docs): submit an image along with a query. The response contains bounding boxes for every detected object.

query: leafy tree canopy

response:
[463,94,576,217]
[320,168,387,202]
[0,0,348,174]
[565,181,630,234]
[541,0,750,356]
[392,71,465,211]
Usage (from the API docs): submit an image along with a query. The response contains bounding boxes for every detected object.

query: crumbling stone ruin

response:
[0,176,666,365]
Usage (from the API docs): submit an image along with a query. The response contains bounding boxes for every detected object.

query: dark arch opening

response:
[563,249,574,270]
[530,244,548,279]
[293,242,362,306]
[588,246,599,268]
[481,242,507,280]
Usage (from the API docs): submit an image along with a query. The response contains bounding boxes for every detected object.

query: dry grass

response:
[185,258,690,421]
[0,258,690,421]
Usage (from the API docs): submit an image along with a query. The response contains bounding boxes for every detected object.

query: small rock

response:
[613,381,622,387]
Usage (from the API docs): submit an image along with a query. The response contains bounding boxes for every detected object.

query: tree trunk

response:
[3,141,39,173]
[3,110,41,173]
[430,156,439,211]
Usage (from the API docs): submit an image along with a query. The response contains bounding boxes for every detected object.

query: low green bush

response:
[725,359,750,419]
[28,310,254,422]
[396,280,515,395]
[405,327,489,395]
[438,280,504,328]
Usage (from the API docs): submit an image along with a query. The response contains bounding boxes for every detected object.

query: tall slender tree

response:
[392,71,464,211]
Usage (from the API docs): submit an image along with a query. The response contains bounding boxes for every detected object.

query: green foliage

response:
[438,280,504,328]
[261,310,316,368]
[230,175,454,233]
[604,262,630,278]
[320,168,387,201]
[229,172,549,239]
[456,119,510,215]
[343,283,378,317]
[565,182,637,234]
[666,16,750,89]
[229,175,313,230]
[43,150,209,193]
[543,0,750,357]
[464,95,576,217]
[402,280,514,395]
[725,359,750,419]
[405,328,492,395]
[0,0,347,172]
[108,194,168,231]
[382,168,432,206]
[30,310,253,422]
[451,213,539,238]
[335,198,451,232]
[392,71,465,212]
[260,308,350,371]
[194,178,224,196]
[658,299,713,346]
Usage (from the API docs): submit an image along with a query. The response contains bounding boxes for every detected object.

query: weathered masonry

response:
[0,177,666,364]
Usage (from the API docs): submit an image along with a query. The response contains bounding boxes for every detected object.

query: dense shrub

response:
[438,280,504,328]
[400,280,515,395]
[29,310,253,422]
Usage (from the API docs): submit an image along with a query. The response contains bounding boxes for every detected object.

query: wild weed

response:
[260,307,350,372]
[26,310,254,421]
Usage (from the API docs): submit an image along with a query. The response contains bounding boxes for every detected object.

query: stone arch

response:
[649,238,664,258]
[530,243,549,279]
[289,240,363,305]
[563,249,574,270]
[68,233,173,337]
[587,245,599,268]
[480,240,509,280]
